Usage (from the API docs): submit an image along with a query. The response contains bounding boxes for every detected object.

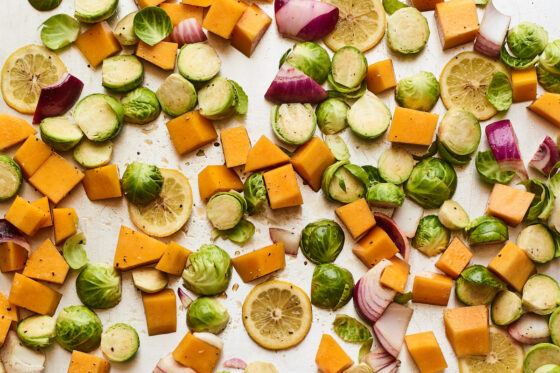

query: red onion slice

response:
[373,303,413,357]
[153,353,197,373]
[177,288,193,308]
[269,228,299,256]
[360,335,400,372]
[33,73,84,124]
[171,18,207,47]
[354,259,396,324]
[275,0,338,41]
[378,360,400,373]
[485,120,528,179]
[373,213,411,262]
[529,136,560,176]
[0,219,31,255]
[223,358,248,369]
[265,63,328,103]
[474,1,511,58]
[507,313,550,345]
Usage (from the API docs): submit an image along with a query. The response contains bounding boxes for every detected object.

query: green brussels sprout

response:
[536,64,560,93]
[182,244,232,296]
[316,98,349,135]
[500,45,539,70]
[540,39,560,75]
[207,191,246,230]
[121,87,161,124]
[122,162,163,205]
[395,71,440,112]
[535,365,560,373]
[186,297,229,334]
[16,315,56,349]
[285,42,331,84]
[466,216,509,245]
[486,72,512,111]
[412,215,450,257]
[55,305,103,352]
[332,314,371,343]
[325,135,350,161]
[362,165,384,187]
[215,219,255,244]
[133,6,172,46]
[76,263,122,309]
[404,157,457,209]
[243,173,267,214]
[322,161,369,203]
[301,220,345,264]
[366,183,404,208]
[310,263,354,309]
[507,22,548,59]
[29,0,61,11]
[474,151,515,184]
[520,179,554,221]
[437,109,480,156]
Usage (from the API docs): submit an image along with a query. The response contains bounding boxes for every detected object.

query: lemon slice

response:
[1,45,66,114]
[459,326,524,373]
[128,168,193,237]
[242,280,312,350]
[440,51,508,121]
[323,0,386,52]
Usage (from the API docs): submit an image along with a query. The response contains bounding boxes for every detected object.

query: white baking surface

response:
[0,0,559,371]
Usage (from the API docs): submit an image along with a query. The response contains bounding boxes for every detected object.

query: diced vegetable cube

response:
[136,41,178,71]
[0,242,27,273]
[380,256,410,293]
[22,239,69,285]
[82,164,122,200]
[0,114,36,151]
[443,305,490,357]
[512,68,537,103]
[405,331,447,373]
[137,0,166,8]
[365,59,397,94]
[67,350,110,373]
[142,289,176,335]
[5,196,49,236]
[173,332,222,373]
[156,241,192,276]
[183,0,213,6]
[0,317,10,347]
[202,0,248,39]
[8,273,62,316]
[220,126,251,168]
[412,0,443,11]
[0,291,18,322]
[30,197,52,228]
[28,153,84,204]
[435,237,472,279]
[114,226,167,270]
[159,3,203,25]
[53,208,78,245]
[412,271,453,306]
[434,0,479,49]
[488,241,535,292]
[198,165,243,202]
[486,183,534,226]
[335,198,376,239]
[315,334,353,373]
[352,226,399,268]
[231,4,272,57]
[166,110,217,155]
[387,107,439,146]
[291,137,336,191]
[244,135,290,173]
[75,22,121,67]
[263,164,303,209]
[528,93,560,127]
[13,135,52,178]
[232,243,286,282]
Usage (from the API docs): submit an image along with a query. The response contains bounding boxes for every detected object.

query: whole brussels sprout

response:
[122,162,163,205]
[76,263,122,309]
[55,305,103,352]
[366,183,405,207]
[404,157,457,209]
[186,297,229,334]
[183,244,232,296]
[412,215,450,257]
[243,173,267,214]
[310,264,354,310]
[316,98,349,135]
[121,87,161,124]
[466,216,509,245]
[16,315,56,349]
[285,42,331,84]
[395,71,440,112]
[507,22,548,59]
[301,219,345,264]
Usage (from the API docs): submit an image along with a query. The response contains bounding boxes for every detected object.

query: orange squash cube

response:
[5,196,49,236]
[173,332,222,373]
[183,0,213,6]
[156,241,192,276]
[435,237,472,279]
[136,41,178,71]
[0,291,19,322]
[30,197,52,229]
[352,226,399,268]
[67,350,110,373]
[291,137,336,191]
[488,241,535,292]
[13,135,52,178]
[0,242,28,273]
[198,165,243,202]
[405,331,447,373]
[138,0,166,7]
[244,135,290,173]
[202,0,248,39]
[159,3,204,25]
[23,239,69,285]
[231,4,272,57]
[82,164,122,200]
[387,107,439,146]
[166,111,217,155]
[0,317,11,347]
[512,68,537,103]
[142,289,176,335]
[412,272,453,306]
[114,226,167,270]
[53,208,78,245]
[380,256,410,293]
[0,114,36,151]
[365,59,397,94]
[263,164,303,209]
[443,305,490,357]
[434,0,479,49]
[75,22,121,67]
[528,93,560,127]
[335,198,376,239]
[232,243,286,282]
[315,334,354,373]
[220,126,251,168]
[412,0,443,11]
[9,273,62,316]
[486,183,535,226]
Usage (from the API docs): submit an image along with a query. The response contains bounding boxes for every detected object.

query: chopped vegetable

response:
[347,91,391,139]
[392,198,423,238]
[382,0,407,14]
[62,232,89,270]
[412,215,450,257]
[265,63,328,103]
[16,315,56,349]
[121,87,161,124]
[76,263,122,309]
[40,14,80,51]
[102,55,144,93]
[353,259,395,324]
[332,314,371,343]
[540,39,560,75]
[33,72,83,124]
[271,103,316,145]
[366,183,404,208]
[207,192,246,230]
[373,212,411,262]
[395,71,440,112]
[322,161,369,203]
[39,116,83,151]
[311,263,354,310]
[75,0,117,23]
[113,12,139,46]
[404,157,457,209]
[0,156,22,201]
[285,42,330,84]
[29,0,61,10]
[55,305,103,352]
[475,150,515,184]
[73,140,113,169]
[507,22,548,59]
[474,1,510,57]
[0,331,46,371]
[269,228,299,256]
[316,98,349,134]
[330,46,367,90]
[485,119,528,179]
[300,219,345,264]
[198,77,239,120]
[177,43,220,82]
[73,93,124,142]
[182,244,232,296]
[522,274,560,315]
[274,0,339,41]
[500,45,539,70]
[122,162,163,206]
[486,72,513,111]
[438,200,469,230]
[132,267,168,293]
[537,64,560,93]
[520,179,554,221]
[374,302,412,358]
[508,313,550,345]
[377,147,414,185]
[466,215,509,245]
[171,18,207,46]
[187,297,229,334]
[244,173,268,214]
[387,7,429,54]
[325,135,350,161]
[517,224,556,263]
[156,73,197,117]
[491,290,522,326]
[134,7,173,46]
[101,323,139,362]
[524,344,560,373]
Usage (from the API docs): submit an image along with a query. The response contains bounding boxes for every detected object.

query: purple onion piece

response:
[0,219,31,255]
[373,213,410,262]
[265,63,328,103]
[33,73,84,124]
[529,136,560,176]
[485,119,528,179]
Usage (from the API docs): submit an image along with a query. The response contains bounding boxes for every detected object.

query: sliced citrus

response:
[440,51,508,121]
[459,326,524,373]
[128,168,193,237]
[1,45,66,114]
[323,0,386,52]
[242,280,312,350]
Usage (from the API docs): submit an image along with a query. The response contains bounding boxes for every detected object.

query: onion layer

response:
[360,334,400,372]
[474,1,511,57]
[529,136,560,176]
[153,353,197,373]
[265,63,328,103]
[353,259,396,324]
[269,228,300,256]
[373,303,413,357]
[177,288,193,308]
[0,219,31,255]
[485,119,528,179]
[33,73,84,124]
[373,213,410,262]
[275,0,339,41]
[507,313,550,345]
[223,358,248,369]
[171,18,207,47]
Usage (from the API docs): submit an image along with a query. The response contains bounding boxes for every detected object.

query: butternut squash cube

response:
[443,305,490,357]
[159,3,204,25]
[23,239,69,285]
[9,273,62,316]
[405,331,447,373]
[31,197,52,228]
[380,256,410,293]
[0,291,19,322]
[335,198,376,239]
[167,111,217,155]
[75,22,121,67]
[183,0,213,5]
[352,226,399,268]
[82,164,122,201]
[53,208,78,245]
[173,332,222,373]
[142,289,176,335]
[136,41,178,71]
[291,137,336,191]
[220,126,251,168]
[486,183,534,226]
[365,59,397,94]
[202,0,248,39]
[5,196,49,236]
[434,0,479,49]
[245,135,290,172]
[114,226,167,270]
[231,4,272,57]
[315,334,353,373]
[13,135,52,178]
[387,107,439,146]
[0,242,27,273]
[138,0,166,7]
[412,272,453,306]
[0,317,10,347]
[488,241,535,292]
[412,0,443,11]
[0,114,36,151]
[512,68,537,103]
[156,241,192,276]
[28,153,84,205]
[67,350,110,373]
[198,165,243,202]
[232,242,286,282]
[528,93,560,128]
[263,164,303,209]
[435,237,472,279]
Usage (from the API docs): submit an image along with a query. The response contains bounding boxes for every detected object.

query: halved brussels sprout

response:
[437,140,472,166]
[438,200,469,230]
[377,147,414,184]
[76,263,122,309]
[243,173,267,214]
[438,109,481,156]
[156,73,197,117]
[182,244,232,296]
[207,192,247,230]
[412,215,450,257]
[395,71,440,112]
[322,161,369,203]
[466,216,509,245]
[187,297,230,334]
[521,179,554,222]
[301,219,345,264]
[122,162,164,206]
[507,22,548,59]
[540,39,560,75]
[404,157,457,209]
[310,263,354,309]
[113,12,139,46]
[325,135,351,161]
[316,98,349,135]
[500,45,539,70]
[486,72,513,111]
[366,183,405,208]
[536,64,560,93]
[387,7,429,54]
[62,232,89,270]
[332,314,371,343]
[16,315,56,349]
[29,0,61,10]
[271,103,316,145]
[214,219,255,244]
[285,42,331,84]
[475,151,515,184]
[55,305,103,352]
[121,87,161,124]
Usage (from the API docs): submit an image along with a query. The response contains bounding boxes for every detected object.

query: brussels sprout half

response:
[322,161,369,203]
[536,64,560,93]
[507,22,548,59]
[16,315,56,349]
[366,183,405,208]
[182,244,232,296]
[316,98,349,135]
[122,162,164,206]
[466,216,509,245]
[187,297,230,334]
[301,219,345,264]
[520,179,554,222]
[395,71,440,112]
[412,215,450,257]
[76,263,122,309]
[285,42,331,84]
[474,151,515,184]
[121,87,161,124]
[404,157,457,209]
[438,109,481,156]
[540,39,560,75]
[310,263,354,309]
[243,173,268,214]
[55,305,103,352]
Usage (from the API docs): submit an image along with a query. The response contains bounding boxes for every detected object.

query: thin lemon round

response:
[323,0,386,52]
[440,51,508,121]
[242,280,312,350]
[1,45,66,114]
[459,326,524,373]
[128,168,193,237]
